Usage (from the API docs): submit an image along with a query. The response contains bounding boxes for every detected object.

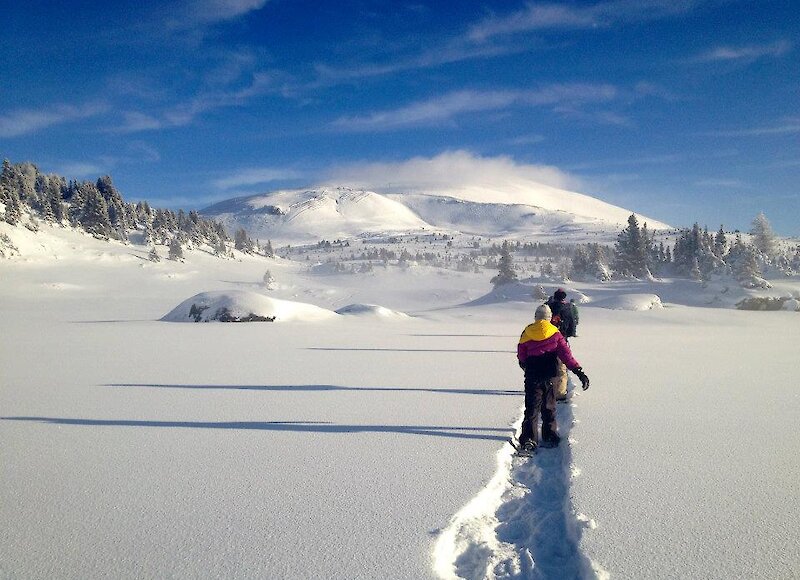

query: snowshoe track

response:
[434,389,607,579]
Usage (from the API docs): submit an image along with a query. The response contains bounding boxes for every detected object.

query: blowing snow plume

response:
[323,150,670,229]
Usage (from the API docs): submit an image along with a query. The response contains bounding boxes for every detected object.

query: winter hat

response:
[535,304,552,321]
[554,288,567,301]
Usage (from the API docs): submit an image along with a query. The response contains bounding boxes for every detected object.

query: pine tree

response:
[750,212,778,259]
[613,214,650,278]
[234,228,255,253]
[168,238,184,260]
[263,269,276,289]
[490,241,517,288]
[714,226,727,257]
[80,187,112,239]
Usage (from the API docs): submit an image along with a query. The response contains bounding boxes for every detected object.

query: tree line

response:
[0,159,268,260]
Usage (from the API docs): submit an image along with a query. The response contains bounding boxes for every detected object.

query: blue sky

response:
[1,0,798,234]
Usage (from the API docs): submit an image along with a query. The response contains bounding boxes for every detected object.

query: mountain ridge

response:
[201,184,671,244]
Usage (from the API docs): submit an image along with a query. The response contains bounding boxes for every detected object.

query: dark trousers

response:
[519,378,557,445]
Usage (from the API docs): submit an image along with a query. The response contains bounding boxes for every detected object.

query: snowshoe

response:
[509,437,537,457]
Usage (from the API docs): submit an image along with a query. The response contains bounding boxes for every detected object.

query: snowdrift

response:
[162,290,337,323]
[334,303,409,318]
[591,293,664,311]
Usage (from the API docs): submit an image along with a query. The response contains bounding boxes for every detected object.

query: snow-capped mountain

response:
[201,187,430,243]
[201,184,670,244]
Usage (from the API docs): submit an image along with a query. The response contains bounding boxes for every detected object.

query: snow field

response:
[2,223,799,579]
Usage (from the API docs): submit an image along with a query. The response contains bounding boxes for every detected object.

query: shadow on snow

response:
[1,417,509,441]
[106,383,520,396]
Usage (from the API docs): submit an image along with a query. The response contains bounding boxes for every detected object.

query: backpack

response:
[547,300,572,337]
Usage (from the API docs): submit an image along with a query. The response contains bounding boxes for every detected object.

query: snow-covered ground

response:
[1,223,799,579]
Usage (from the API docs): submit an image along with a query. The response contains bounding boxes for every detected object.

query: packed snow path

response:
[434,393,603,580]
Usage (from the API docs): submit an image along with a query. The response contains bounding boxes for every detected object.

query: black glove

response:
[573,367,590,391]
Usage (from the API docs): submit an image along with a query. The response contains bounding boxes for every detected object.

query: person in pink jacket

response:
[516,304,590,452]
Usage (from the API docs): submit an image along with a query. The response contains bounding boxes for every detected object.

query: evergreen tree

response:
[490,241,517,288]
[80,186,112,239]
[714,226,727,257]
[213,234,228,257]
[168,238,184,260]
[234,228,255,253]
[613,214,650,278]
[263,269,276,289]
[3,189,22,225]
[750,212,778,259]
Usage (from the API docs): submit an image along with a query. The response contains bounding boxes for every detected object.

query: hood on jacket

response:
[519,320,559,344]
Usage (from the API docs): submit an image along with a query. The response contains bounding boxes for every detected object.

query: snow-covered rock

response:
[162,290,337,322]
[591,293,664,311]
[334,303,409,318]
[782,298,800,311]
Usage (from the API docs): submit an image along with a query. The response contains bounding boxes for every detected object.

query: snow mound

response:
[782,299,800,312]
[162,290,337,323]
[334,303,409,318]
[592,293,664,311]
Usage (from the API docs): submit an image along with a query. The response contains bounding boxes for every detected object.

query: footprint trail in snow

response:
[434,392,608,579]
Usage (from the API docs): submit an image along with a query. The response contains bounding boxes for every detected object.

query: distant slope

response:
[201,184,670,243]
[201,187,431,243]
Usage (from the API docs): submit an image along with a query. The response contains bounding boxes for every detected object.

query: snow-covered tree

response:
[80,186,112,239]
[572,243,612,281]
[490,241,517,288]
[750,212,778,259]
[168,238,184,261]
[263,269,276,289]
[714,226,728,258]
[613,214,651,278]
[234,228,255,253]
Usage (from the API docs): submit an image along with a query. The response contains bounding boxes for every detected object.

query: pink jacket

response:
[517,320,580,370]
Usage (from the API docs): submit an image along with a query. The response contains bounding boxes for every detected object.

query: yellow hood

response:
[519,320,559,344]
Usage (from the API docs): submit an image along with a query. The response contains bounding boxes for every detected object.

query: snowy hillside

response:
[201,187,432,244]
[201,183,670,244]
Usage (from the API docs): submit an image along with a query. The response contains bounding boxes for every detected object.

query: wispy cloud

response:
[330,84,618,132]
[114,72,274,132]
[468,0,701,41]
[693,40,792,62]
[701,118,800,137]
[322,150,584,193]
[165,0,269,29]
[314,40,526,84]
[695,178,747,188]
[0,102,108,138]
[214,167,303,190]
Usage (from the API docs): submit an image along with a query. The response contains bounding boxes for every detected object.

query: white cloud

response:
[166,0,269,29]
[695,178,747,188]
[468,0,701,41]
[214,167,303,190]
[314,40,525,84]
[0,102,107,138]
[330,84,617,132]
[694,40,792,62]
[114,72,274,133]
[701,118,800,137]
[322,150,583,193]
[51,162,110,178]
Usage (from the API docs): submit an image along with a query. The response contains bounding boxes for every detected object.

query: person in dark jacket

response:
[546,288,578,401]
[517,304,589,452]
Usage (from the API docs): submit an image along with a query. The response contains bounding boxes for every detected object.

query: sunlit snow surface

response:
[2,222,799,579]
